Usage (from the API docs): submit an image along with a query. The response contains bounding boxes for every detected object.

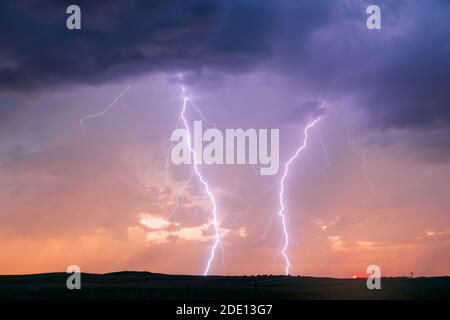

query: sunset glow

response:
[0,1,449,278]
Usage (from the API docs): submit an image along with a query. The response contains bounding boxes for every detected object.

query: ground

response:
[0,272,448,300]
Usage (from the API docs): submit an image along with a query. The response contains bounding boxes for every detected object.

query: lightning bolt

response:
[78,79,283,276]
[146,74,278,276]
[277,117,321,275]
[80,85,131,134]
[176,78,222,276]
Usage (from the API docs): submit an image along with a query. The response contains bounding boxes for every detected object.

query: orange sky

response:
[0,75,448,277]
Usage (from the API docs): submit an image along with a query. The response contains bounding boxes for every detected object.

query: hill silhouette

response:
[0,272,448,300]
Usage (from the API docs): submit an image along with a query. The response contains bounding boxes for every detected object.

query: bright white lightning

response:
[147,77,277,275]
[178,84,222,276]
[80,85,131,134]
[277,117,321,275]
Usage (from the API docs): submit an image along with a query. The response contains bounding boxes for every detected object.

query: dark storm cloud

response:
[280,0,450,131]
[352,3,450,131]
[0,0,449,131]
[0,0,341,91]
[0,0,283,90]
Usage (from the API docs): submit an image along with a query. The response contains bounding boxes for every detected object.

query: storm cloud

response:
[0,0,449,130]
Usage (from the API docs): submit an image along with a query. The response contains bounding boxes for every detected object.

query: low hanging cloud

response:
[138,213,246,243]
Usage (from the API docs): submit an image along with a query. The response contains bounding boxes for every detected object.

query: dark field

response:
[0,272,448,300]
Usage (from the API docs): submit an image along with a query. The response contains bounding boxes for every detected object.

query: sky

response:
[0,0,449,277]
